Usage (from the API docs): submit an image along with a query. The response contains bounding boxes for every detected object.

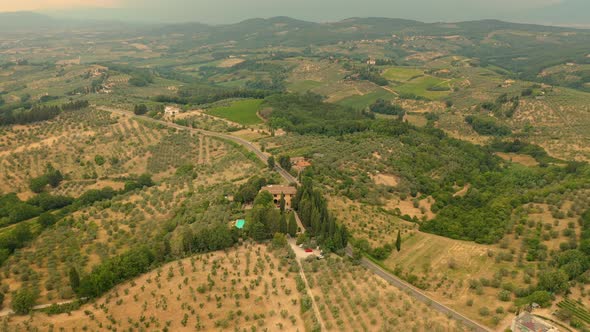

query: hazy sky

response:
[1,0,588,25]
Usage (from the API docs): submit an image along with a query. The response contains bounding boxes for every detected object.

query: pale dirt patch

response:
[372,151,382,159]
[495,152,539,167]
[453,184,471,197]
[405,51,445,62]
[404,113,428,127]
[230,129,268,141]
[370,173,400,186]
[388,196,436,220]
[129,43,150,51]
[16,191,35,201]
[56,58,81,65]
[217,58,245,68]
[84,180,125,191]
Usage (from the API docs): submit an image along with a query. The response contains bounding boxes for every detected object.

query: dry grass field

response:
[302,256,468,332]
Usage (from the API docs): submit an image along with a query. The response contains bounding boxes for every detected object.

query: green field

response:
[287,80,323,93]
[383,66,424,82]
[207,99,264,125]
[394,76,452,100]
[337,89,396,109]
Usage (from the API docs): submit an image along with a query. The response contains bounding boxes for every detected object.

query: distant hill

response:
[148,16,583,49]
[0,12,59,30]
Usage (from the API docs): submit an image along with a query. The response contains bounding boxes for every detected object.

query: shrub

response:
[12,287,38,315]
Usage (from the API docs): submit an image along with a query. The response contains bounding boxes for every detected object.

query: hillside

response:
[0,14,589,332]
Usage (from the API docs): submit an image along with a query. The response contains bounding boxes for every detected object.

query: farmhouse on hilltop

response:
[260,185,297,209]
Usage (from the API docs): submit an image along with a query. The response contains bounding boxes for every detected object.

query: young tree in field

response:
[267,156,275,170]
[288,213,298,237]
[134,104,148,115]
[69,267,80,291]
[279,193,285,213]
[38,212,57,227]
[271,233,288,249]
[11,287,37,315]
[45,164,63,188]
[278,155,291,171]
[395,230,402,252]
[29,176,48,193]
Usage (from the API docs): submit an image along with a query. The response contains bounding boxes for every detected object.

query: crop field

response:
[302,256,467,331]
[336,88,396,109]
[287,79,323,93]
[0,133,261,306]
[206,99,264,126]
[557,299,590,328]
[329,196,416,247]
[6,244,308,331]
[509,89,590,161]
[0,108,167,196]
[382,66,424,82]
[393,75,453,100]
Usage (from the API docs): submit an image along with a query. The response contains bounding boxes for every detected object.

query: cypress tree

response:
[279,213,288,234]
[279,193,285,213]
[333,225,343,249]
[288,213,298,236]
[69,267,80,291]
[395,230,402,252]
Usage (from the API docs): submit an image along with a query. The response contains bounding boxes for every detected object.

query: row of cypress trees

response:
[292,178,349,251]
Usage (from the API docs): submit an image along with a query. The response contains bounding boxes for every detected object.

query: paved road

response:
[344,247,491,332]
[98,106,299,185]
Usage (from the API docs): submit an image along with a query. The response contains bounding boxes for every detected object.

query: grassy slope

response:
[207,99,264,125]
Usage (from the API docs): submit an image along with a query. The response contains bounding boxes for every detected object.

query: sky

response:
[1,0,588,26]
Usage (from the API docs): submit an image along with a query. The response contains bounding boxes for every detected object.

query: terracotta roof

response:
[260,185,297,195]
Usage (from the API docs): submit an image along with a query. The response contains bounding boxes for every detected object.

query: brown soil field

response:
[495,152,539,167]
[6,244,307,331]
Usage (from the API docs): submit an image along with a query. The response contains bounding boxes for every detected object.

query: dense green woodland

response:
[263,93,590,244]
[0,100,88,126]
[0,174,155,266]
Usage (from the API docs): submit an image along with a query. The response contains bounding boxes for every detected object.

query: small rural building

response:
[511,312,559,332]
[291,157,311,172]
[164,106,180,117]
[260,185,297,209]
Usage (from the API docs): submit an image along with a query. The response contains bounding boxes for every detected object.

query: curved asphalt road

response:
[100,106,490,332]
